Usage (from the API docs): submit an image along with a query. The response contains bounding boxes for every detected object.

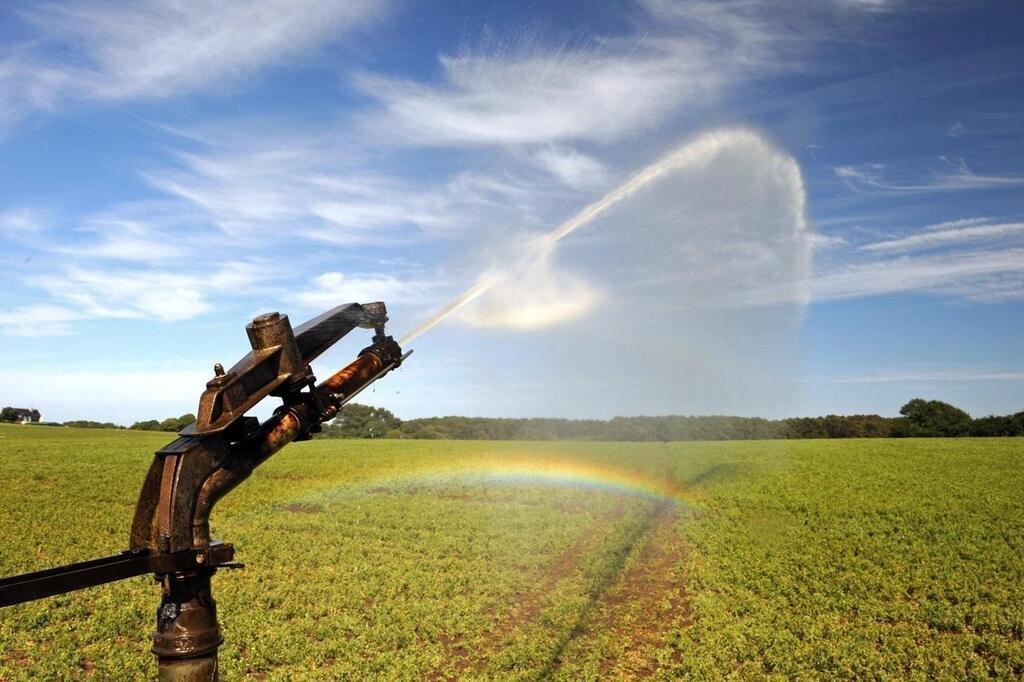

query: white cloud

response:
[0,207,47,234]
[808,369,1024,384]
[808,233,847,250]
[355,49,695,146]
[861,220,1024,253]
[53,212,188,262]
[356,1,782,147]
[832,0,895,11]
[939,274,1024,304]
[740,247,1024,306]
[1,0,386,131]
[835,159,1024,193]
[0,201,280,336]
[0,56,69,131]
[143,136,556,244]
[0,304,81,337]
[532,146,609,190]
[921,217,991,232]
[25,262,267,323]
[843,248,1024,302]
[833,162,886,189]
[296,271,443,310]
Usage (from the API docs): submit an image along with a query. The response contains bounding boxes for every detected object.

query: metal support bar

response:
[0,544,234,608]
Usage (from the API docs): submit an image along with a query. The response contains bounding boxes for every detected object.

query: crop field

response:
[0,425,1022,680]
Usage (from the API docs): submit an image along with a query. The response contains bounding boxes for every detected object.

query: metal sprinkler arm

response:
[129,304,405,679]
[129,303,402,554]
[0,302,409,682]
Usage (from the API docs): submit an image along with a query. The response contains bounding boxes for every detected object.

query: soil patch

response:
[280,503,323,513]
[433,503,627,678]
[588,505,692,677]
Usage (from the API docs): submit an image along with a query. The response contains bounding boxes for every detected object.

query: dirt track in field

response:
[432,502,629,680]
[537,502,691,679]
[582,504,691,678]
[430,498,691,680]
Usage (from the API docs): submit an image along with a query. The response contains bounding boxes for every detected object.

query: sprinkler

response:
[0,302,410,681]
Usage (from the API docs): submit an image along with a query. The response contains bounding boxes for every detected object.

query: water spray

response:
[400,129,780,344]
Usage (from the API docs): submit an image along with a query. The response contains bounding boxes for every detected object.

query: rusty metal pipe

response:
[150,331,401,682]
[190,342,399,546]
[247,344,395,461]
[316,349,389,420]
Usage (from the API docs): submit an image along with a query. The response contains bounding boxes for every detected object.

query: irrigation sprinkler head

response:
[0,301,409,681]
[186,302,392,436]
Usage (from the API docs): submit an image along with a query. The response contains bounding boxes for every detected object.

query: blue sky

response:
[0,0,1022,424]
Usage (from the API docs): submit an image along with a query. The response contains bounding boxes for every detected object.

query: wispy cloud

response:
[734,246,1024,306]
[811,247,1024,303]
[833,0,895,11]
[531,146,609,190]
[938,274,1024,304]
[142,138,555,245]
[26,262,268,323]
[861,220,1024,253]
[920,217,992,232]
[0,0,387,132]
[0,304,81,337]
[808,233,848,250]
[295,271,444,309]
[46,202,202,263]
[0,207,47,234]
[356,0,787,147]
[835,158,1024,193]
[807,369,1024,384]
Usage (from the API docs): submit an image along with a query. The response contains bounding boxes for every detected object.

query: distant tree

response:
[895,399,973,437]
[972,411,1024,437]
[63,420,122,430]
[398,420,446,440]
[329,403,400,438]
[158,413,196,432]
[298,399,1024,442]
[0,407,18,423]
[128,414,195,432]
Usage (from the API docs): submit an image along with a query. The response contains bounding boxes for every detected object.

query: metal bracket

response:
[184,303,389,436]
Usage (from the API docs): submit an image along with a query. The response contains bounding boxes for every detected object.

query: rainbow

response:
[291,456,703,509]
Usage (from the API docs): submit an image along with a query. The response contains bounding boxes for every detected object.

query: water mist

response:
[398,128,813,418]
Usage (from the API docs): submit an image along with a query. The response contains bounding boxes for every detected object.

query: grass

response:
[0,424,1022,679]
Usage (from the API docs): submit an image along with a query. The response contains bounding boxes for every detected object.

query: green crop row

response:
[0,426,1021,679]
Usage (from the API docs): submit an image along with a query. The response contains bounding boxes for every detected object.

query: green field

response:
[0,425,1022,680]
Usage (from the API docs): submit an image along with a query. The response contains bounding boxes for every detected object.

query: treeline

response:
[127,414,196,433]
[13,400,1024,440]
[30,414,198,432]
[63,420,122,430]
[319,399,1024,441]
